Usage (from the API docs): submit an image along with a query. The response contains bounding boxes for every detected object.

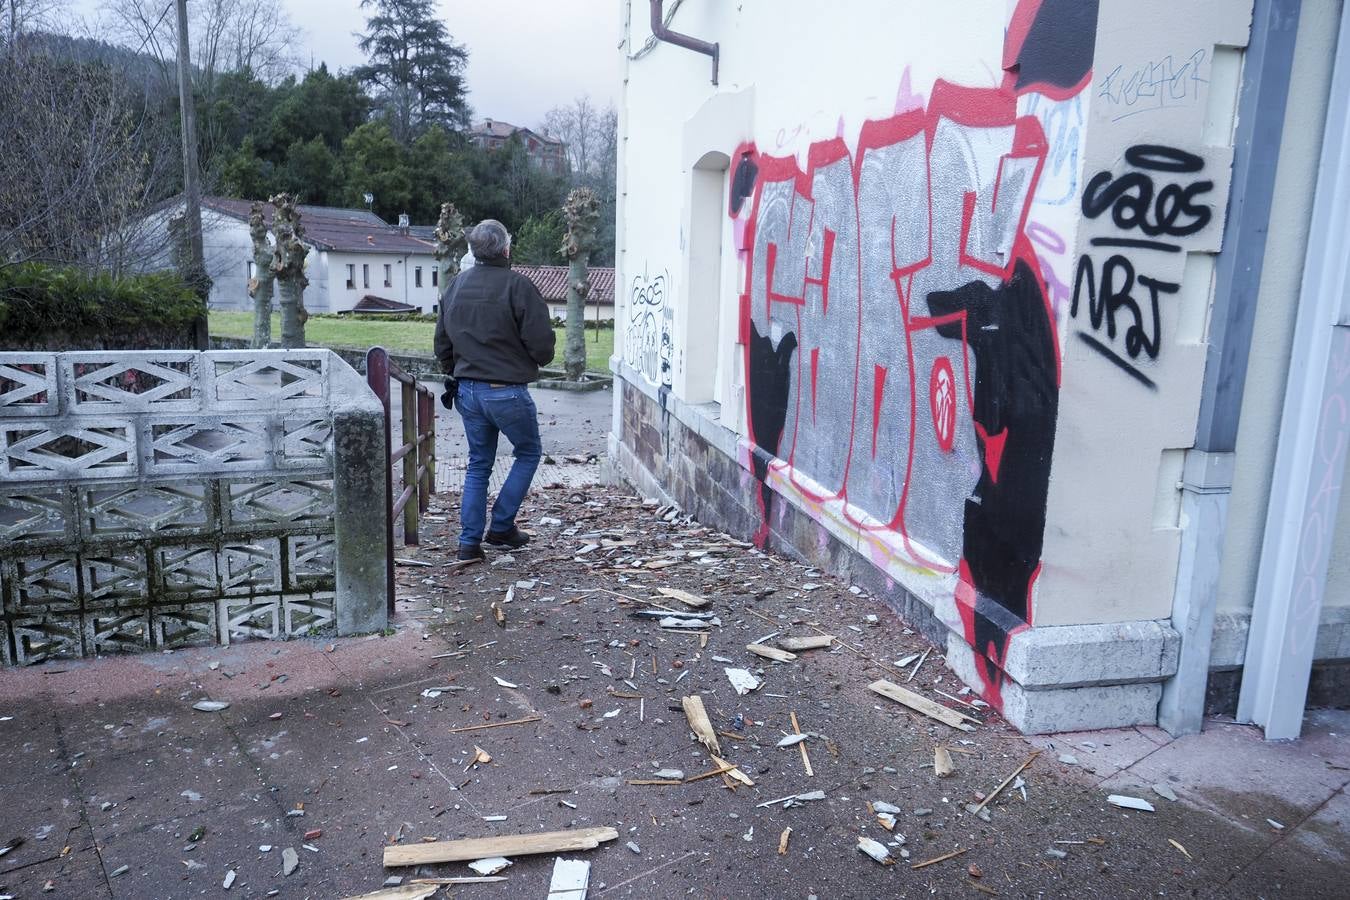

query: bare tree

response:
[247,200,274,347]
[99,0,299,95]
[560,187,599,381]
[269,192,307,348]
[2,0,68,46]
[0,40,177,273]
[541,95,597,176]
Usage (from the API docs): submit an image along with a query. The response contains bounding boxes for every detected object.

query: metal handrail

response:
[366,346,437,614]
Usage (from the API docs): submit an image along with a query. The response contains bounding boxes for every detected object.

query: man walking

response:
[434,220,556,561]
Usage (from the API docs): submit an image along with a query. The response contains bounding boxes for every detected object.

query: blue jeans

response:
[455,380,542,547]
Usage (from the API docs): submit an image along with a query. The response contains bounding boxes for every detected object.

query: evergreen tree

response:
[355,0,469,144]
[340,121,412,220]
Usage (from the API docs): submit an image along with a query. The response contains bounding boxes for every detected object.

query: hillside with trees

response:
[0,0,616,277]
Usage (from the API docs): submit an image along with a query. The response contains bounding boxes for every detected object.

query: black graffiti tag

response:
[1071,144,1209,388]
[1081,144,1212,238]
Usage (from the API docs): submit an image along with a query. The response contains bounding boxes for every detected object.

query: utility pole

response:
[175,0,209,349]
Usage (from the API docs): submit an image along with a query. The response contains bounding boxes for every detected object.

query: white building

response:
[610,0,1350,736]
[147,198,444,315]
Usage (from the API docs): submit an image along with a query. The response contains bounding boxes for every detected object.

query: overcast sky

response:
[69,0,621,128]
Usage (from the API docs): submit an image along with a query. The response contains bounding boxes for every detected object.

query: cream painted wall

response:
[1219,0,1347,616]
[617,0,1285,642]
[1035,0,1252,627]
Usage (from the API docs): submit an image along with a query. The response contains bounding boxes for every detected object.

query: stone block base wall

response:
[612,364,1182,734]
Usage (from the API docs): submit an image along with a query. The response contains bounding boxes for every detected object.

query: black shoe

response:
[457,543,485,561]
[485,527,529,549]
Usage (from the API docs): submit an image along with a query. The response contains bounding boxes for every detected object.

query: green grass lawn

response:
[209,311,614,373]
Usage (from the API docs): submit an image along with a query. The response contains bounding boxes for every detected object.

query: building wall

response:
[611,0,1287,732]
[1213,0,1349,670]
[323,251,443,314]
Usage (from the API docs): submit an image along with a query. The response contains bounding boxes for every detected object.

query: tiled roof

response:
[202,197,436,255]
[512,265,615,304]
[351,294,420,313]
[469,120,563,146]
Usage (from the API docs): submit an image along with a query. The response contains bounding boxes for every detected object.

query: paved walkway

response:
[0,480,1345,899]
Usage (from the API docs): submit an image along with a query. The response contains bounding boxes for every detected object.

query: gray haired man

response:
[434,220,556,561]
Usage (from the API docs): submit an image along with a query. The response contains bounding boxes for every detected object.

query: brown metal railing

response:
[366,347,436,614]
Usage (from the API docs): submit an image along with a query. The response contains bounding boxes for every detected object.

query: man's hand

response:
[440,378,457,410]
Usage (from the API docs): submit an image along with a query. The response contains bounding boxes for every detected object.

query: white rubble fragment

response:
[1152,782,1178,802]
[468,857,512,875]
[492,676,519,689]
[857,837,893,865]
[1107,794,1155,812]
[1267,818,1285,830]
[281,847,299,876]
[222,869,236,889]
[626,842,641,855]
[191,700,229,712]
[724,668,762,696]
[776,733,810,748]
[1058,753,1079,766]
[871,801,901,815]
[547,858,590,900]
[653,769,684,780]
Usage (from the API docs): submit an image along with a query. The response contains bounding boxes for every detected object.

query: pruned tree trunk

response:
[247,201,275,348]
[432,201,465,290]
[269,192,308,348]
[561,187,599,381]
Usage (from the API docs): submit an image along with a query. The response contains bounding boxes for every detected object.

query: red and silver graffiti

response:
[731,0,1098,708]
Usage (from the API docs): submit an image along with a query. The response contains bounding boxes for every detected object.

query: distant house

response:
[144,197,444,315]
[513,265,614,321]
[468,119,567,175]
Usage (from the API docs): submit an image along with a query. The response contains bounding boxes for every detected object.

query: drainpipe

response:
[650,0,718,85]
[1158,0,1302,736]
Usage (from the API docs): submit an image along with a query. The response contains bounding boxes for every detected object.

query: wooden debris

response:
[547,858,591,900]
[778,635,834,652]
[746,643,796,662]
[408,877,510,885]
[868,680,975,732]
[383,827,619,868]
[470,745,492,766]
[710,754,755,786]
[491,602,506,627]
[625,779,682,786]
[969,752,1040,816]
[789,711,813,777]
[1169,838,1193,860]
[910,847,968,870]
[656,587,710,608]
[906,647,933,683]
[341,885,439,900]
[447,716,541,734]
[445,558,482,572]
[934,746,956,778]
[778,827,792,855]
[683,762,738,784]
[681,695,722,756]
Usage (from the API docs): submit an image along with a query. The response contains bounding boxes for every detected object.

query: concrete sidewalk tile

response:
[76,735,263,838]
[0,705,65,787]
[1027,726,1166,780]
[0,773,85,870]
[1119,720,1349,828]
[1288,785,1350,866]
[0,847,112,899]
[57,696,227,761]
